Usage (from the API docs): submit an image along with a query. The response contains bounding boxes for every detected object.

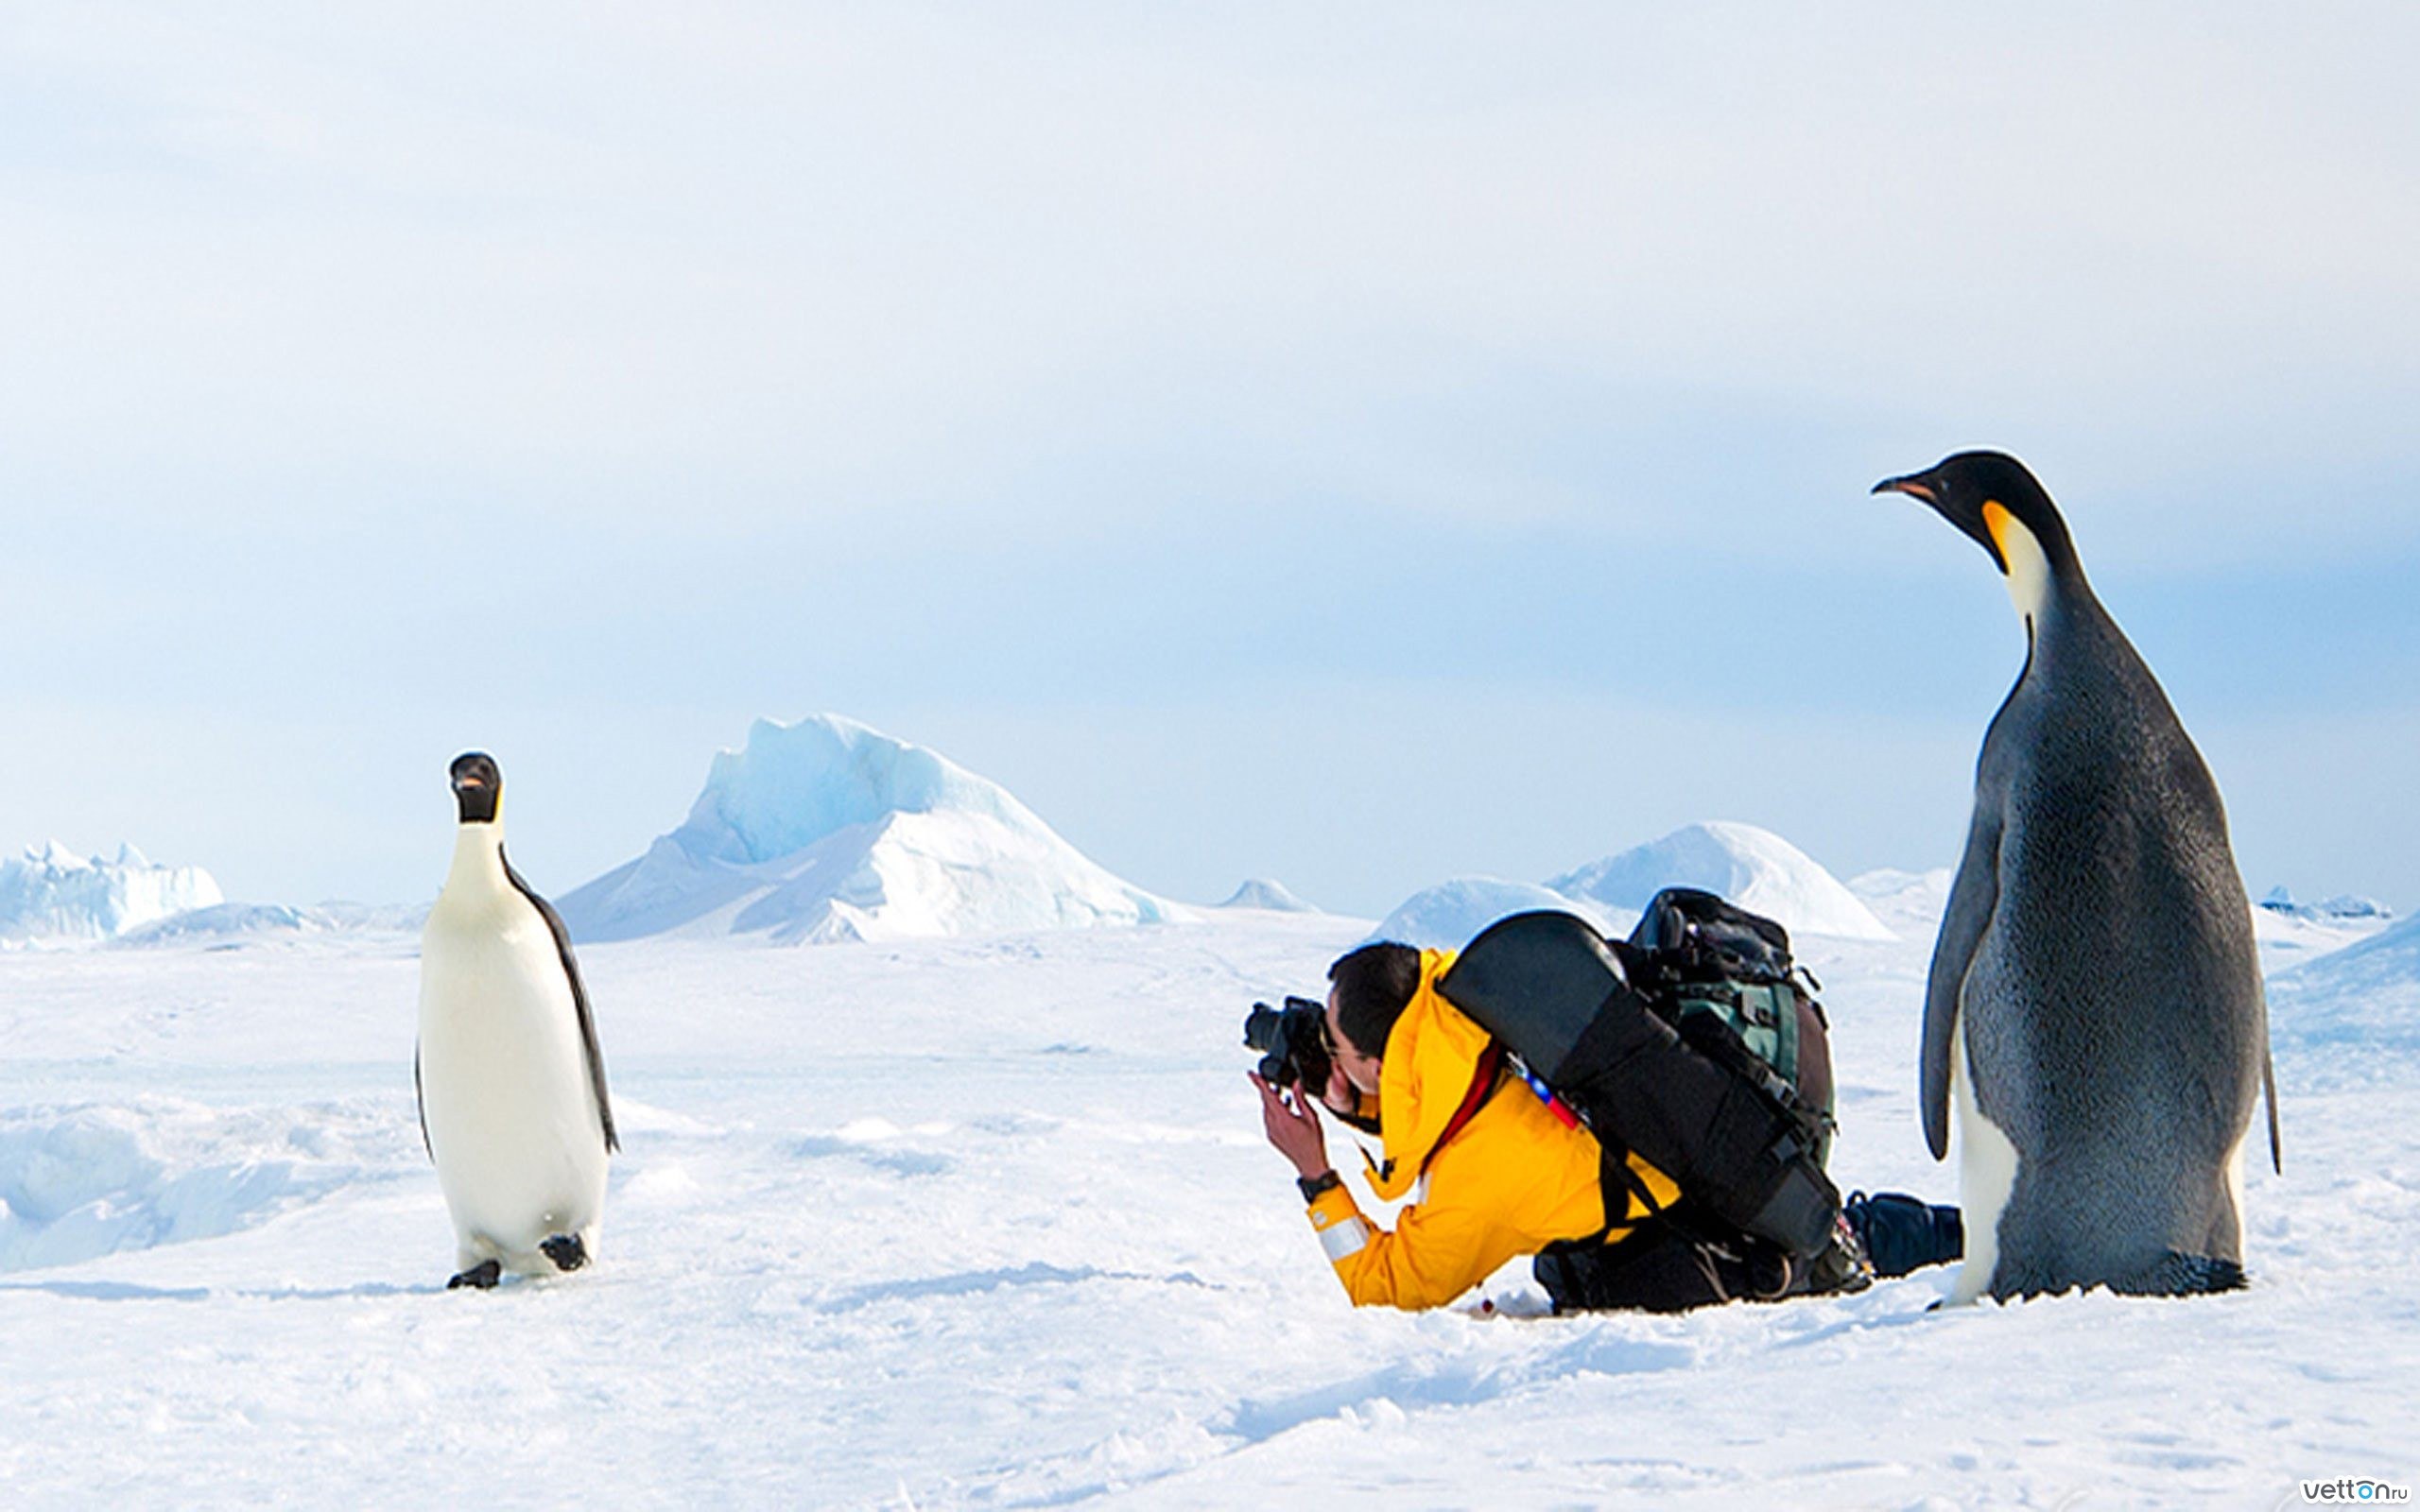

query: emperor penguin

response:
[1875,451,2279,1302]
[418,752,617,1289]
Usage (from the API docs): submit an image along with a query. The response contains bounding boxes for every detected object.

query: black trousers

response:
[1535,1193,1963,1314]
[1535,1217,1817,1314]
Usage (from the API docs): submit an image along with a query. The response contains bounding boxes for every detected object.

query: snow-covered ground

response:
[0,893,2411,1508]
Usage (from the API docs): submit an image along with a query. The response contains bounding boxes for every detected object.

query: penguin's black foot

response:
[539,1233,588,1273]
[2112,1250,2247,1297]
[447,1260,502,1290]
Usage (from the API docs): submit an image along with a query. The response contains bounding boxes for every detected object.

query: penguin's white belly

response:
[419,913,606,1263]
[1949,1018,2020,1305]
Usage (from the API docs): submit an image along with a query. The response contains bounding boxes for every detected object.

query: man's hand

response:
[1250,1072,1331,1181]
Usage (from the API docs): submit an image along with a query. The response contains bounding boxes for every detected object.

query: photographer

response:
[1251,941,1961,1313]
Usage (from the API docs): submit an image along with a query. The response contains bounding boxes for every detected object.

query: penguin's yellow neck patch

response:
[1983,501,2051,626]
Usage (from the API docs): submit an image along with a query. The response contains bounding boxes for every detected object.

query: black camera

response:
[1242,996,1332,1094]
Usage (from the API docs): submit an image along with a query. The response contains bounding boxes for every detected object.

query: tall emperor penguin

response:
[418,751,617,1289]
[1875,451,2278,1302]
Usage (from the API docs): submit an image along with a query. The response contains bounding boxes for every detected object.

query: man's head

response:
[1324,942,1421,1091]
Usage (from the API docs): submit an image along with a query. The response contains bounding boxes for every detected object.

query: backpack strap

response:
[1432,1043,1503,1160]
[1582,1137,1674,1246]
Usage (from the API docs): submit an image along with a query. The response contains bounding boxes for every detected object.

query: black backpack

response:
[1626,887,1836,1168]
[1436,891,1841,1261]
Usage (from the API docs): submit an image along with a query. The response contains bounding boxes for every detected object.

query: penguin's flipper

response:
[1923,807,2002,1160]
[2263,1049,2282,1174]
[413,1045,432,1161]
[501,850,619,1155]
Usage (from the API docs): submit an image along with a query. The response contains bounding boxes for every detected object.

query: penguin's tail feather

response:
[2264,1050,2283,1175]
[2111,1251,2248,1297]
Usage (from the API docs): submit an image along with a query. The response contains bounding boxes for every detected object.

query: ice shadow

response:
[1221,1332,1695,1448]
[237,1280,444,1300]
[788,1135,952,1177]
[0,1278,453,1303]
[0,1279,212,1302]
[1766,1280,1958,1351]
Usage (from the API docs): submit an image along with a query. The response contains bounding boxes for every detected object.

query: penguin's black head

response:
[1872,450,2074,576]
[449,751,501,825]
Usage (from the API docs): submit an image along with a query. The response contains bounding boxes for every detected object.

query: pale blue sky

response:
[3,3,2415,918]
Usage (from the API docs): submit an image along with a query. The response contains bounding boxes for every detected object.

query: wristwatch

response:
[1297,1170,1341,1203]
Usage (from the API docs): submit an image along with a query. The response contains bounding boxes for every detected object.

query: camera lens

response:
[1242,1005,1283,1053]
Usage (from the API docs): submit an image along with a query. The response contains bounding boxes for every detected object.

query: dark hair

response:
[1327,942,1422,1058]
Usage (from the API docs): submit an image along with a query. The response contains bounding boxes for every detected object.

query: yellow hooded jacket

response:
[1305,949,1682,1310]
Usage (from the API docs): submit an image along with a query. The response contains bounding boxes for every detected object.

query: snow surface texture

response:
[0,882,2405,1508]
[1217,878,1320,914]
[1550,820,1895,941]
[556,714,1187,945]
[0,841,222,944]
[1368,877,1634,951]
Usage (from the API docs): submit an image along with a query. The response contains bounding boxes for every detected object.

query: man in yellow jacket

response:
[1251,942,1959,1313]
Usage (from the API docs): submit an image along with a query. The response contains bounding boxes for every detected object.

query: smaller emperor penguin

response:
[418,751,617,1289]
[1875,452,2279,1303]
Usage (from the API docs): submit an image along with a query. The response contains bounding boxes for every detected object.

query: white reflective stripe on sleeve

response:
[1315,1214,1372,1263]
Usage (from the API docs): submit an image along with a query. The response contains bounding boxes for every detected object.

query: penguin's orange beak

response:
[1872,475,1938,505]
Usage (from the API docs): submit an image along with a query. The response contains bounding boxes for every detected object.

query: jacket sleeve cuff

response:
[1306,1182,1374,1264]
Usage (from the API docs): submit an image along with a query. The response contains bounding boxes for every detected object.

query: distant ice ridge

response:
[1850,868,1954,939]
[2257,886,2394,923]
[1218,878,1321,914]
[556,714,1188,945]
[2252,894,2396,976]
[109,901,428,950]
[0,841,223,944]
[1550,822,1894,942]
[112,903,322,949]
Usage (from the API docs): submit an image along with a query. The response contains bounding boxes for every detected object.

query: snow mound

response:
[555,714,1186,945]
[1549,822,1894,942]
[1217,878,1321,913]
[0,1099,389,1273]
[0,841,222,944]
[1367,878,1634,952]
[2268,912,2420,1058]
